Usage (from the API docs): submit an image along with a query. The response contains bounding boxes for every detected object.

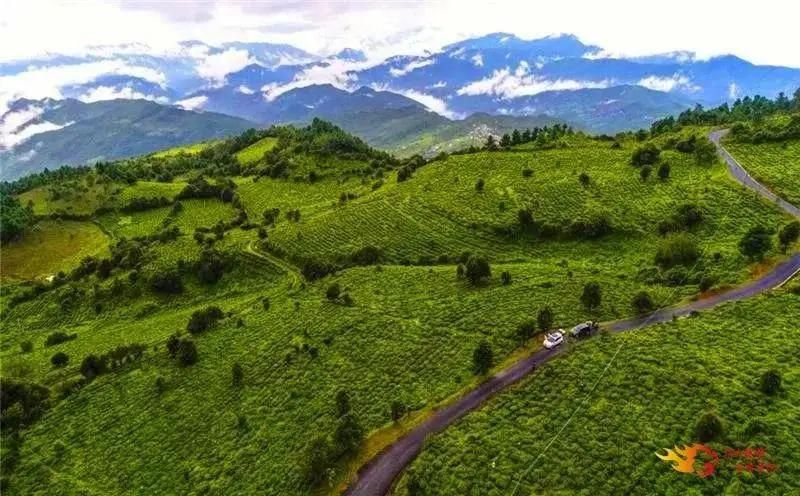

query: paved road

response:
[344,132,800,496]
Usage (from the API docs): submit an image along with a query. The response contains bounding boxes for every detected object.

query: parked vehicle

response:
[570,321,598,338]
[543,330,564,349]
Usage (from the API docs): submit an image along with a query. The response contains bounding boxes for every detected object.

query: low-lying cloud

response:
[195,48,255,84]
[0,104,71,150]
[457,62,611,99]
[637,73,699,92]
[78,85,168,103]
[389,58,434,77]
[175,95,208,110]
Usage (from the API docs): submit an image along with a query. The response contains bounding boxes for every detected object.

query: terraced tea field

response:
[235,136,278,165]
[725,139,800,206]
[402,291,800,496]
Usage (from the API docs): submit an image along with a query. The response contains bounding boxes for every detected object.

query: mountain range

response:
[2,33,799,179]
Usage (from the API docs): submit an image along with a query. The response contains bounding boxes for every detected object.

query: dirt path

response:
[343,131,800,496]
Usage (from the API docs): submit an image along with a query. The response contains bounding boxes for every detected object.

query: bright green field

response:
[17,183,118,217]
[0,220,109,281]
[725,139,800,207]
[235,137,278,165]
[151,141,216,158]
[402,291,800,496]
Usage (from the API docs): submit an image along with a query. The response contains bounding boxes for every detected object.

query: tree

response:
[501,271,512,285]
[0,191,32,243]
[302,437,332,486]
[500,133,512,148]
[166,334,181,358]
[739,225,773,260]
[580,282,602,310]
[232,363,244,387]
[196,248,225,284]
[475,178,485,191]
[150,269,183,294]
[334,413,364,456]
[658,162,671,180]
[20,341,33,353]
[537,307,554,332]
[579,172,590,187]
[693,137,717,165]
[472,340,493,375]
[178,339,198,366]
[186,306,224,334]
[695,411,725,442]
[515,320,536,343]
[390,400,406,422]
[778,221,800,251]
[631,291,654,314]
[484,135,498,151]
[326,283,341,301]
[655,233,700,269]
[760,370,781,395]
[51,352,69,368]
[630,143,660,166]
[517,209,534,228]
[335,390,351,417]
[640,165,652,181]
[456,263,465,279]
[464,256,491,285]
[80,354,107,380]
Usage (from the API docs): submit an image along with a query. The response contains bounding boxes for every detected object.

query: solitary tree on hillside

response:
[537,307,554,332]
[739,225,773,260]
[465,256,491,285]
[580,282,602,310]
[640,165,652,182]
[778,221,800,252]
[579,172,590,187]
[631,291,655,314]
[658,162,671,180]
[475,178,485,192]
[472,340,493,375]
[694,138,717,166]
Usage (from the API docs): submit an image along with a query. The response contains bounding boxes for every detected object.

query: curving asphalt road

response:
[343,131,800,496]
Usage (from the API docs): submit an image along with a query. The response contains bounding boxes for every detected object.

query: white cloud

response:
[728,82,740,100]
[0,60,166,115]
[195,48,255,83]
[261,58,376,101]
[237,85,255,95]
[175,95,208,110]
[389,58,434,77]
[429,81,447,89]
[471,53,484,67]
[391,88,462,119]
[457,64,611,99]
[78,86,168,103]
[637,73,699,92]
[0,105,72,149]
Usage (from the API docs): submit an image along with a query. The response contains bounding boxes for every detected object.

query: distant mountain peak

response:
[332,48,367,62]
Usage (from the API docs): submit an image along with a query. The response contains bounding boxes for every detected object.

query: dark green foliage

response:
[397,166,413,182]
[334,413,364,456]
[515,320,537,343]
[658,203,704,235]
[631,291,655,314]
[326,283,341,301]
[121,196,171,212]
[537,307,554,332]
[19,341,33,353]
[391,401,406,422]
[630,143,660,166]
[186,306,224,334]
[51,352,69,368]
[80,355,107,380]
[455,264,465,279]
[178,176,222,200]
[760,370,781,395]
[578,172,590,186]
[778,221,800,251]
[475,178,485,192]
[300,259,337,281]
[501,271,511,285]
[657,162,671,180]
[580,282,602,310]
[517,209,534,229]
[348,245,383,265]
[655,233,700,269]
[177,339,198,366]
[45,331,77,347]
[0,378,50,431]
[472,340,493,375]
[674,135,697,153]
[639,165,652,181]
[695,411,725,442]
[464,256,491,285]
[522,168,533,178]
[303,436,333,486]
[698,275,718,292]
[693,137,717,165]
[568,211,612,239]
[0,191,32,243]
[335,390,351,417]
[261,297,270,311]
[150,269,184,294]
[232,363,244,387]
[262,207,280,226]
[196,248,225,284]
[166,334,181,358]
[738,225,773,260]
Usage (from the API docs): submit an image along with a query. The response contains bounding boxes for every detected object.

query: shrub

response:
[0,378,50,431]
[326,283,341,301]
[348,245,383,265]
[630,143,660,166]
[675,135,697,153]
[20,341,33,353]
[301,259,337,281]
[80,354,108,380]
[465,256,491,285]
[196,248,225,284]
[456,264,465,279]
[693,137,717,165]
[45,331,77,347]
[517,209,534,228]
[335,390,351,417]
[472,340,493,375]
[50,352,69,368]
[334,414,364,456]
[580,282,602,310]
[232,363,244,387]
[699,275,717,292]
[397,166,413,182]
[303,437,332,486]
[150,269,183,294]
[166,334,181,358]
[778,221,800,251]
[739,225,773,260]
[695,411,725,442]
[578,172,590,186]
[475,178,485,191]
[177,339,198,366]
[631,291,655,314]
[516,320,537,343]
[760,370,781,395]
[655,233,700,269]
[569,212,612,239]
[522,168,533,178]
[186,306,225,334]
[640,165,652,181]
[657,162,671,180]
[537,307,554,332]
[501,271,512,285]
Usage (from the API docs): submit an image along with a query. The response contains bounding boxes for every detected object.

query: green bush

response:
[50,352,69,368]
[187,306,225,334]
[472,340,493,375]
[695,411,725,442]
[464,256,491,285]
[739,225,773,260]
[760,370,781,395]
[655,233,700,269]
[630,143,660,166]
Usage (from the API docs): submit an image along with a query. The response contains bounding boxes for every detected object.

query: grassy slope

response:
[402,291,800,496]
[235,137,278,165]
[725,139,800,207]
[1,131,795,495]
[151,141,216,158]
[0,220,109,281]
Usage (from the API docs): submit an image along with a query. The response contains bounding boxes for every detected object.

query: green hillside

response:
[1,111,798,496]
